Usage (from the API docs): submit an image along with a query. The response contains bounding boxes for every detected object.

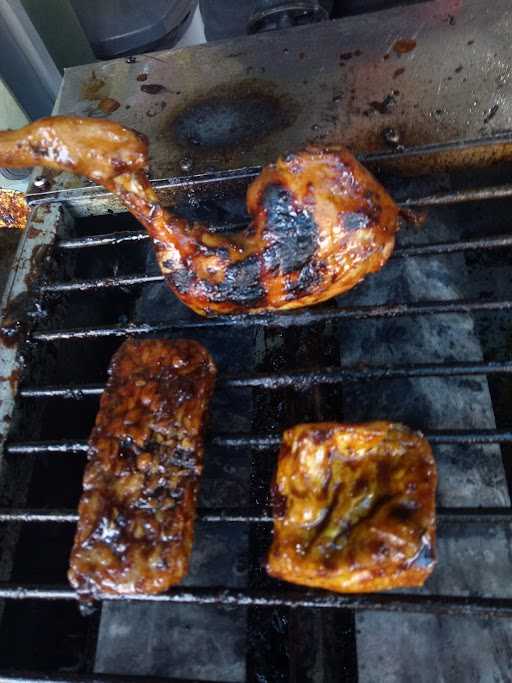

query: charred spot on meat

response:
[0,116,402,316]
[68,338,216,600]
[261,184,318,275]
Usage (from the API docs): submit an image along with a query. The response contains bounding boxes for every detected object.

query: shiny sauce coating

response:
[68,338,216,600]
[0,116,400,315]
[267,421,437,592]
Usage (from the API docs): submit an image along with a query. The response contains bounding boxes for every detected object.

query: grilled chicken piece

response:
[68,338,216,600]
[267,422,437,592]
[0,116,400,315]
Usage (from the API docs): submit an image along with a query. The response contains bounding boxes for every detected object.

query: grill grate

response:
[2,133,512,681]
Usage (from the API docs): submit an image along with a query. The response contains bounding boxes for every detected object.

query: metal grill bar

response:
[399,184,512,207]
[41,235,512,294]
[58,229,148,250]
[24,127,512,211]
[55,230,512,257]
[0,583,510,618]
[40,235,512,292]
[26,166,262,208]
[6,429,512,455]
[30,299,512,340]
[0,508,270,524]
[42,274,163,293]
[18,360,512,399]
[56,222,248,251]
[0,507,509,524]
[393,235,512,258]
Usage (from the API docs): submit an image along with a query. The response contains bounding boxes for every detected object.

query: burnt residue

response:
[484,105,499,125]
[0,190,28,230]
[261,184,317,275]
[393,68,405,79]
[27,226,42,239]
[141,84,167,95]
[340,49,362,62]
[98,98,120,114]
[367,94,396,115]
[146,101,167,118]
[382,127,402,148]
[136,73,148,82]
[80,71,106,101]
[0,369,20,391]
[285,261,321,298]
[216,257,264,305]
[0,292,29,348]
[392,39,416,55]
[169,80,297,152]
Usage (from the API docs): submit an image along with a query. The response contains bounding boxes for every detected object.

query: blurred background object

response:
[69,0,199,59]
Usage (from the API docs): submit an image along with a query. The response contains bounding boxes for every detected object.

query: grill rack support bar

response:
[41,234,512,294]
[29,298,512,341]
[17,360,512,399]
[5,428,512,455]
[0,506,510,524]
[0,583,510,619]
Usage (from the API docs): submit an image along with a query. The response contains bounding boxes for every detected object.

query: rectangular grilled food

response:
[68,338,216,599]
[267,421,437,592]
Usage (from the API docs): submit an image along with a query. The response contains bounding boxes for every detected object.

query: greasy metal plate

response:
[32,0,512,199]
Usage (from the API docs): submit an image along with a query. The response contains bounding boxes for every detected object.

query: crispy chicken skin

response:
[0,116,400,315]
[267,422,437,592]
[68,338,216,600]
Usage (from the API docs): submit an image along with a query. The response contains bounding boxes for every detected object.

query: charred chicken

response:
[68,338,216,600]
[0,116,400,315]
[267,421,437,592]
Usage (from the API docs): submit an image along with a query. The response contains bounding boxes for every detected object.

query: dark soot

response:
[172,93,289,149]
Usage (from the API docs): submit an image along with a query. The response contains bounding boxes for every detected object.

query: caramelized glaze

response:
[68,338,216,600]
[0,116,400,315]
[267,421,437,592]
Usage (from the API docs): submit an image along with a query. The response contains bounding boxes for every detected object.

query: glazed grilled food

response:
[0,116,400,315]
[267,422,437,592]
[68,338,216,600]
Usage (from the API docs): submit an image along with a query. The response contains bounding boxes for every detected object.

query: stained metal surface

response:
[0,205,64,454]
[1,0,512,679]
[24,0,512,208]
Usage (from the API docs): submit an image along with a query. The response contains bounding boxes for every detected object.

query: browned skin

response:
[0,189,28,230]
[68,338,216,600]
[267,422,437,592]
[0,116,400,315]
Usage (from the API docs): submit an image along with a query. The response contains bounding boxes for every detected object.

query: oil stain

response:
[392,39,416,55]
[169,80,297,151]
[98,98,120,114]
[141,84,167,95]
[80,71,106,100]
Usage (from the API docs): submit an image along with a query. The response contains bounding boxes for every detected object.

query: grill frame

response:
[0,152,512,680]
[3,3,512,672]
[1,135,512,679]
